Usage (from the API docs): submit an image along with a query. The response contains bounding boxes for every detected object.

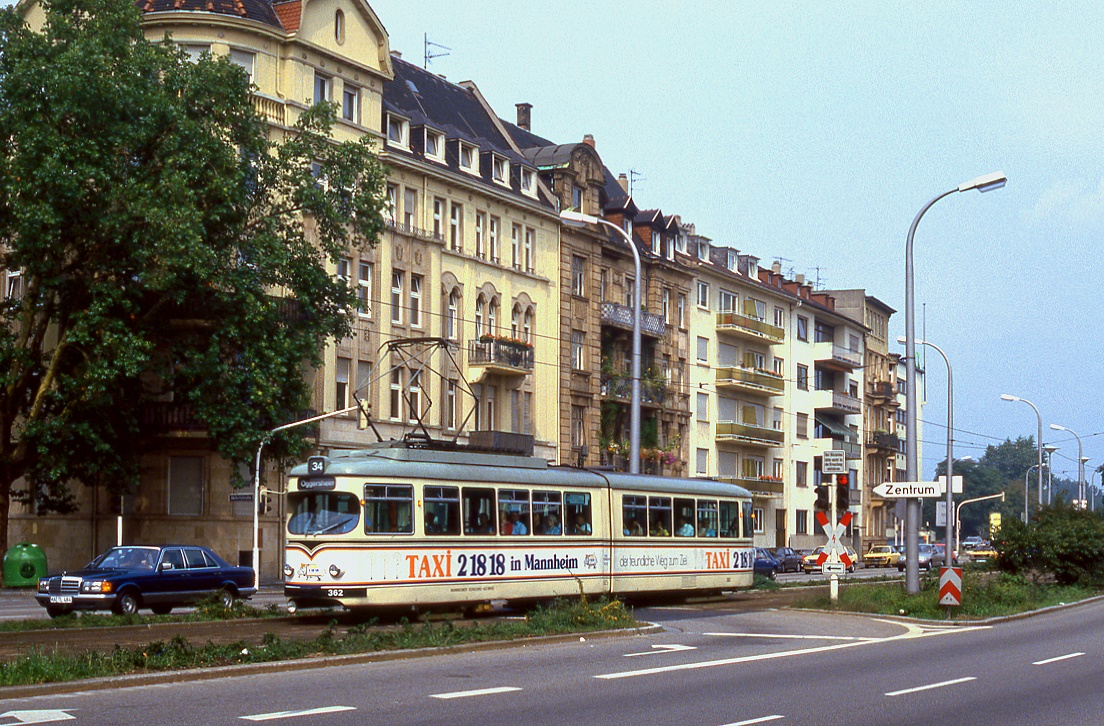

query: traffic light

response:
[836,473,850,509]
[258,487,273,516]
[815,485,830,511]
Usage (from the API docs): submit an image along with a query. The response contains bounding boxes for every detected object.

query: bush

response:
[995,505,1104,586]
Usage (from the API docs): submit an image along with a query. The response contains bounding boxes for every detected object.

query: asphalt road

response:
[2,591,1101,725]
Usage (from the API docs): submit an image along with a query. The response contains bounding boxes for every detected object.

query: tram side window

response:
[364,485,413,534]
[719,500,741,538]
[533,490,562,535]
[622,495,646,536]
[742,501,754,538]
[648,497,671,536]
[697,499,719,537]
[424,486,461,535]
[288,492,360,536]
[674,498,696,537]
[565,492,592,535]
[499,489,530,535]
[462,487,496,535]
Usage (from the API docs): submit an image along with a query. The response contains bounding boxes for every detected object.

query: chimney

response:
[516,102,532,131]
[390,50,402,59]
[795,273,805,285]
[771,261,781,274]
[583,134,595,148]
[617,173,629,194]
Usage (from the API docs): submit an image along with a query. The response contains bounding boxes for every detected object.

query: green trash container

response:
[2,542,48,587]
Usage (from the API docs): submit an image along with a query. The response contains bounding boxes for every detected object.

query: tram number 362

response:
[457,553,506,577]
[326,588,345,597]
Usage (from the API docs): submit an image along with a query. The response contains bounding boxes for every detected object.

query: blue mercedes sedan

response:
[35,545,256,618]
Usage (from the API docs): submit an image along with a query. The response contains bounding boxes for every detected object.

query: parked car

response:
[772,547,803,573]
[864,544,901,568]
[898,543,937,572]
[801,546,857,574]
[36,545,256,618]
[754,548,781,579]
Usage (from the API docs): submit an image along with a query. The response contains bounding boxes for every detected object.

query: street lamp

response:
[903,171,1005,594]
[561,209,642,474]
[1000,394,1044,515]
[1023,464,1040,522]
[1049,424,1084,507]
[1043,444,1058,505]
[955,491,1005,557]
[899,336,953,562]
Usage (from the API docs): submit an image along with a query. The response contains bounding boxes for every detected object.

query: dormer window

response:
[425,129,445,162]
[651,230,660,255]
[387,114,409,149]
[675,234,687,255]
[458,142,478,174]
[748,260,759,278]
[697,240,709,261]
[492,155,509,186]
[727,250,738,272]
[520,168,537,197]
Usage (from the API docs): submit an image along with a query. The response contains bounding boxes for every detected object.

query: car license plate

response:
[49,596,73,604]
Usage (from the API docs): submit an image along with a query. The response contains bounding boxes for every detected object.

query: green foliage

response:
[995,505,1104,586]
[0,0,387,541]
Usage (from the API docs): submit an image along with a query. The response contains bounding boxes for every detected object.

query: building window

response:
[774,307,785,328]
[489,217,500,262]
[752,507,764,533]
[409,274,422,328]
[357,262,371,316]
[523,310,532,343]
[475,295,485,337]
[796,460,808,488]
[492,155,509,185]
[624,277,635,308]
[459,142,478,174]
[5,269,23,299]
[662,288,670,323]
[697,240,710,261]
[334,8,345,43]
[696,392,708,421]
[696,448,709,476]
[313,72,331,105]
[511,224,521,269]
[445,380,458,430]
[167,456,204,516]
[796,412,808,439]
[773,357,784,376]
[390,271,403,325]
[571,330,585,370]
[449,202,463,251]
[385,184,397,223]
[433,198,445,239]
[446,290,459,340]
[571,256,586,296]
[571,405,586,450]
[336,256,351,283]
[229,49,255,83]
[335,356,350,410]
[520,168,536,196]
[387,114,409,148]
[678,293,687,328]
[488,299,498,334]
[524,228,534,272]
[572,186,584,210]
[697,281,709,309]
[796,509,808,535]
[850,333,861,352]
[475,213,486,257]
[511,306,521,339]
[651,230,661,256]
[773,407,783,431]
[719,290,737,313]
[696,336,709,364]
[389,369,403,420]
[797,364,809,390]
[814,320,834,343]
[408,369,422,424]
[796,315,809,342]
[342,84,359,123]
[599,269,608,301]
[425,129,445,162]
[403,188,417,228]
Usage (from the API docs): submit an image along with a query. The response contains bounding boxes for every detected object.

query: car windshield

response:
[93,547,159,570]
[287,492,361,535]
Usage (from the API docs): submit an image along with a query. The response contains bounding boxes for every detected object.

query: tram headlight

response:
[283,563,294,578]
[328,564,344,579]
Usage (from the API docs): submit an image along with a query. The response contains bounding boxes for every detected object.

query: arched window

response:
[446,289,460,340]
[488,299,498,335]
[475,294,485,338]
[523,309,533,344]
[335,9,345,44]
[511,305,521,339]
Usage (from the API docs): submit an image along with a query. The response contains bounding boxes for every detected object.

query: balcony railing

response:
[813,389,862,415]
[599,302,667,338]
[715,311,785,344]
[718,476,785,496]
[869,431,901,451]
[814,342,862,369]
[715,366,785,396]
[600,374,667,405]
[252,93,285,126]
[715,421,785,447]
[869,381,896,399]
[468,339,534,373]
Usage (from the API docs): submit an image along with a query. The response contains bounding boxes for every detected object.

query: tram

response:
[283,441,756,612]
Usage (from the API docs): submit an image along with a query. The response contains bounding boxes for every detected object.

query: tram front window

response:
[719,501,741,538]
[288,492,360,535]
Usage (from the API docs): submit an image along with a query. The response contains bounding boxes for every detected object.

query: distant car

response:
[754,548,781,579]
[801,546,857,574]
[931,543,959,566]
[898,543,937,571]
[969,545,998,563]
[772,547,803,573]
[36,545,256,618]
[864,544,901,568]
[962,536,988,551]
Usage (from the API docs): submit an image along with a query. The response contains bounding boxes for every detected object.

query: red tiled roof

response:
[272,0,300,31]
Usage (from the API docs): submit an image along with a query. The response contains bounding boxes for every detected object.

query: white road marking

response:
[596,622,989,680]
[240,706,357,721]
[624,643,698,657]
[704,632,877,641]
[1034,652,1084,666]
[721,715,785,725]
[885,677,976,697]
[0,712,76,725]
[430,686,522,700]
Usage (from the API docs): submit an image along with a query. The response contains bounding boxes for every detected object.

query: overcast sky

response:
[370,0,1103,485]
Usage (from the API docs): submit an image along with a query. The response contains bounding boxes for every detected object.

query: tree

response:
[0,0,388,550]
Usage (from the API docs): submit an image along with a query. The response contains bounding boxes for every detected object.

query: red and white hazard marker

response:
[939,567,963,606]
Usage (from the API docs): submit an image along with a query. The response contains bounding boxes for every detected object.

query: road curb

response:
[0,623,662,700]
[787,592,1104,626]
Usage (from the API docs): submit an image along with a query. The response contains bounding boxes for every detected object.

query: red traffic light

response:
[837,473,849,487]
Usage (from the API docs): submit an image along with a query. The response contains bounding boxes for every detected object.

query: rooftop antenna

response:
[424,34,451,69]
[811,265,827,290]
[628,168,645,196]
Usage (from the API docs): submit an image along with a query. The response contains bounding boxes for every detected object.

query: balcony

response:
[252,93,285,126]
[869,431,901,452]
[601,374,667,407]
[139,402,206,433]
[715,366,785,397]
[715,311,784,345]
[813,341,862,370]
[868,380,900,407]
[599,302,667,338]
[468,339,534,375]
[718,476,785,497]
[811,389,862,415]
[715,421,784,448]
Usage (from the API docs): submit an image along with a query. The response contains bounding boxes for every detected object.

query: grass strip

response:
[0,597,636,687]
[0,598,288,633]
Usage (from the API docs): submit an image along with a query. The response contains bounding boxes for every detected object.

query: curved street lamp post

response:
[1000,394,1044,518]
[1049,424,1084,508]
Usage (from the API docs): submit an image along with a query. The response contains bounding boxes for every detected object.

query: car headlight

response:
[38,579,49,593]
[80,580,113,594]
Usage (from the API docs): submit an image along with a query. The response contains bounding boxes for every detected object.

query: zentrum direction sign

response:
[871,481,941,498]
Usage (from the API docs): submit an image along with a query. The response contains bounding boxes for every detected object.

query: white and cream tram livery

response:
[283,444,755,611]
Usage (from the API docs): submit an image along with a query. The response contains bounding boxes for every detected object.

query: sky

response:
[369,0,1102,486]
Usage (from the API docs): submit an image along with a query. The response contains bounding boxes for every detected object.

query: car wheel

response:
[218,589,236,609]
[151,605,173,616]
[46,605,70,619]
[113,591,140,616]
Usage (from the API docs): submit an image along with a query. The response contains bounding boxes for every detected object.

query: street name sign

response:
[228,492,254,502]
[822,450,846,474]
[936,475,964,494]
[872,481,941,498]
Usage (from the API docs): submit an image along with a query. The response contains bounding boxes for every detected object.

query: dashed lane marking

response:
[704,632,878,641]
[721,715,785,725]
[429,686,522,700]
[240,707,357,721]
[1033,652,1084,666]
[885,677,976,697]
